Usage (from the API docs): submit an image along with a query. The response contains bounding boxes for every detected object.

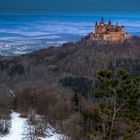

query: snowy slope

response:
[0,112,27,140]
[0,112,61,140]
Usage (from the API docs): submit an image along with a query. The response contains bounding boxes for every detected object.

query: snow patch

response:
[0,112,62,140]
[0,112,27,140]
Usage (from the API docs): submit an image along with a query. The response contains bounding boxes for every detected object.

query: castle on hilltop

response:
[90,17,130,42]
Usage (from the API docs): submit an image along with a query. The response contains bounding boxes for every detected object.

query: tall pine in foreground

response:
[93,69,140,140]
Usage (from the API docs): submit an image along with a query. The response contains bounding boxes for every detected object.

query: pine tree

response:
[93,69,140,140]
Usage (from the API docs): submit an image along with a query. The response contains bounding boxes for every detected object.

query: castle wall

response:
[103,34,112,41]
[103,32,124,41]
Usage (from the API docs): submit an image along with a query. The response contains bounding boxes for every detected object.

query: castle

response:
[90,18,130,42]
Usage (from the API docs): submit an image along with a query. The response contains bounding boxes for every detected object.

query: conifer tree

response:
[93,69,140,140]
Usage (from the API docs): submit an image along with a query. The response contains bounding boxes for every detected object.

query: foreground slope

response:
[0,112,62,140]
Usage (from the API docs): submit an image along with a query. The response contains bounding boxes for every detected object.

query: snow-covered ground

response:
[0,112,62,140]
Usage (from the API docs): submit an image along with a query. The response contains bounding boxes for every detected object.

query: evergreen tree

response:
[93,69,140,140]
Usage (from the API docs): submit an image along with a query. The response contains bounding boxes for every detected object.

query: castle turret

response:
[100,17,104,25]
[95,22,99,33]
[108,20,111,25]
[121,25,125,33]
[95,22,98,26]
[101,17,104,22]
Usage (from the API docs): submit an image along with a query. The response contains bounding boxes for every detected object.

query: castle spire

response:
[101,17,104,22]
[108,20,111,25]
[100,17,104,25]
[116,21,118,26]
[95,22,98,26]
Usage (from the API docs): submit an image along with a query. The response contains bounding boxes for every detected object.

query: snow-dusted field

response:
[0,112,61,140]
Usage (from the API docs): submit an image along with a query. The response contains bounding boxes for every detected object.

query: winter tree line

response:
[0,69,140,140]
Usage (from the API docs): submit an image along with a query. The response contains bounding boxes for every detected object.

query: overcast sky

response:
[0,0,139,12]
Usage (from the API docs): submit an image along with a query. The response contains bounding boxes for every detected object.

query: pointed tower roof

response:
[100,17,104,25]
[108,20,111,25]
[101,17,104,22]
[95,22,98,26]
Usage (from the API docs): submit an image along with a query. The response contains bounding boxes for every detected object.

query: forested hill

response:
[0,36,140,93]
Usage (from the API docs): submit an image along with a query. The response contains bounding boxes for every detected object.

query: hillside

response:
[0,35,140,140]
[0,36,140,94]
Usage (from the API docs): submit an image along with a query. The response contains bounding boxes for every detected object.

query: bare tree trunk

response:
[109,112,116,140]
[108,94,117,140]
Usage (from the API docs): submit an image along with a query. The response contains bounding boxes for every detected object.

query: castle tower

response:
[95,22,98,33]
[101,17,104,22]
[100,17,104,25]
[95,22,98,26]
[108,20,111,25]
[121,25,125,33]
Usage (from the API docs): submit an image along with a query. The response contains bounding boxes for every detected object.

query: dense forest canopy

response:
[0,36,140,139]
